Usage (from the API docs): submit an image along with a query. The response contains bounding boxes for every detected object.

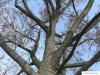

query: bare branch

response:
[44,0,52,20]
[15,30,36,42]
[55,33,64,38]
[31,56,41,69]
[55,0,61,11]
[17,69,24,75]
[56,38,80,74]
[77,36,100,46]
[54,12,100,72]
[64,59,100,68]
[60,1,71,14]
[48,0,55,12]
[57,12,100,63]
[72,0,78,16]
[6,39,31,53]
[71,0,94,32]
[0,34,35,75]
[75,50,100,75]
[15,0,48,33]
[53,30,74,72]
[73,12,100,42]
[30,31,41,68]
[31,31,40,53]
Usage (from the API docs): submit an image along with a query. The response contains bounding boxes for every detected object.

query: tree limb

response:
[54,0,94,62]
[58,12,100,71]
[56,38,80,74]
[53,30,74,70]
[0,34,35,75]
[73,12,100,42]
[71,0,94,32]
[44,0,52,20]
[17,69,24,75]
[72,0,78,16]
[60,1,71,14]
[30,31,41,68]
[15,30,36,42]
[15,0,48,33]
[55,0,61,11]
[6,39,31,53]
[75,50,100,75]
[64,59,100,68]
[31,31,40,53]
[48,0,55,12]
[54,12,100,73]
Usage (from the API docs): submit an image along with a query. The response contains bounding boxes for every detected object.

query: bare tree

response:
[0,0,100,75]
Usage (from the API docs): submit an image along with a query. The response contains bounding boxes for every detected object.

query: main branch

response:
[0,34,35,75]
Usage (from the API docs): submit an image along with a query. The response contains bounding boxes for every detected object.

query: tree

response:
[0,0,100,75]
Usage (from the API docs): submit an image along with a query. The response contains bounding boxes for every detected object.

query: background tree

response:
[0,0,100,75]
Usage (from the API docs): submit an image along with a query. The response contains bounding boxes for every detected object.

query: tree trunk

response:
[36,19,58,75]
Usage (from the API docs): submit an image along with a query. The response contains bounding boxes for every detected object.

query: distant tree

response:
[0,0,100,75]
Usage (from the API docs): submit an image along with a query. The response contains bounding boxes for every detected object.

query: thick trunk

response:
[38,67,55,75]
[36,19,59,75]
[38,72,55,75]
